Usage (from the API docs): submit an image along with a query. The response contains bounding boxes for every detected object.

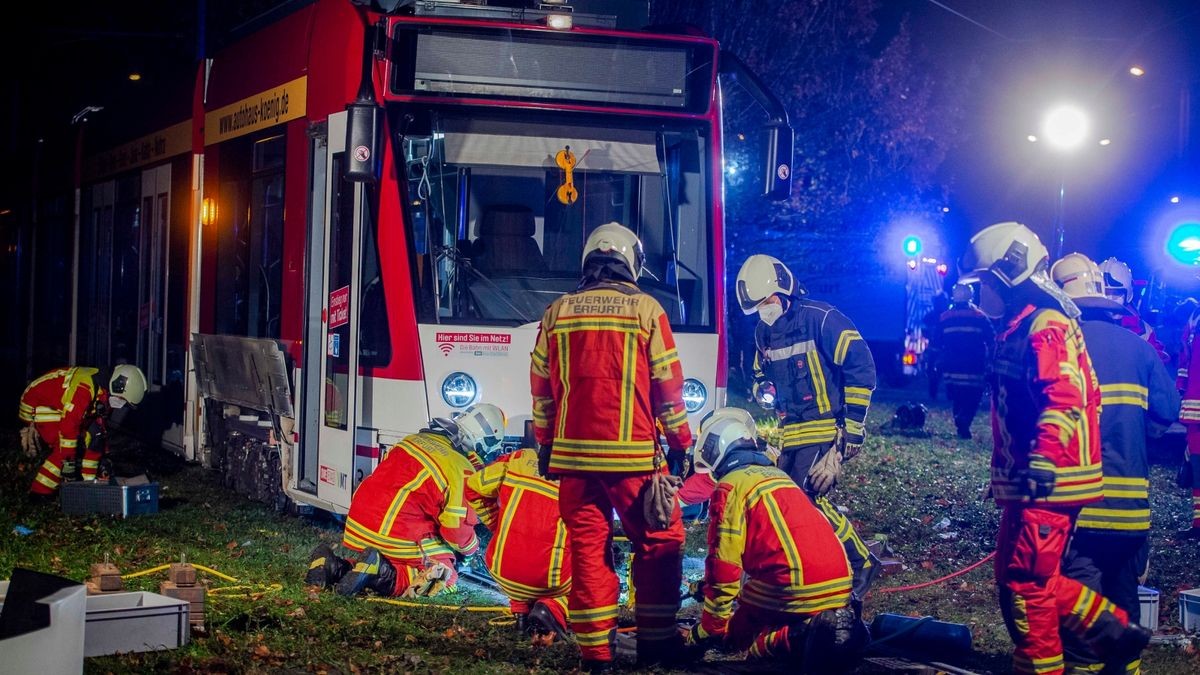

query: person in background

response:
[304,404,505,598]
[932,283,994,440]
[922,293,951,400]
[1052,253,1178,674]
[466,445,571,641]
[736,253,879,614]
[20,364,147,497]
[683,409,867,672]
[1100,257,1169,366]
[530,222,692,672]
[1174,298,1200,540]
[960,223,1151,675]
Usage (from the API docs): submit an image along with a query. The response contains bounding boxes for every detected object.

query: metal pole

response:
[1054,175,1066,259]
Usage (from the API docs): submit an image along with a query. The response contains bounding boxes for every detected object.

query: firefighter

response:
[530,222,692,671]
[1051,253,1178,674]
[1099,257,1169,365]
[682,409,867,672]
[1175,300,1200,539]
[923,293,951,400]
[19,364,147,497]
[465,446,571,640]
[960,222,1151,675]
[304,403,505,598]
[735,253,878,611]
[933,282,994,439]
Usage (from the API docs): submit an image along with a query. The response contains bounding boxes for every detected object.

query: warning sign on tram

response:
[328,285,350,329]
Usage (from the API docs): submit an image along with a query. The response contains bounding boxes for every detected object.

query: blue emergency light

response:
[1166,222,1200,266]
[902,236,922,256]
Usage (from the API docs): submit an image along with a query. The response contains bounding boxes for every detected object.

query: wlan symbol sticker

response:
[437,343,454,356]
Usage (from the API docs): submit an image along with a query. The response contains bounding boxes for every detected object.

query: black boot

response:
[579,659,614,673]
[305,543,351,588]
[335,547,398,597]
[1102,623,1152,668]
[526,600,568,639]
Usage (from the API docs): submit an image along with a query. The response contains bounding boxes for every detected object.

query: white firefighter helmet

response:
[958,222,1049,288]
[582,222,645,280]
[694,411,758,476]
[735,254,804,314]
[950,283,973,304]
[109,364,147,407]
[1100,257,1134,305]
[698,406,757,436]
[1051,253,1126,313]
[452,403,507,455]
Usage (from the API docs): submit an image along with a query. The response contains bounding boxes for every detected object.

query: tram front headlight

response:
[682,378,708,413]
[441,372,478,408]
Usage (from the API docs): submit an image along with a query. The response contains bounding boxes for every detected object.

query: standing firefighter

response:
[530,222,692,671]
[1051,253,1178,674]
[19,365,147,496]
[736,254,878,611]
[960,222,1151,675]
[683,409,867,672]
[1100,257,1169,365]
[933,282,995,439]
[305,404,506,598]
[466,447,571,640]
[1175,302,1200,539]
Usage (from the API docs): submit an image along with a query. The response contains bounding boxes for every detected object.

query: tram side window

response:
[214,133,286,338]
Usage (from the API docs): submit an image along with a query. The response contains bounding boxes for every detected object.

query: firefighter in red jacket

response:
[1175,302,1200,539]
[530,222,692,671]
[1052,253,1179,674]
[682,409,867,672]
[304,403,506,597]
[1100,257,1169,365]
[961,223,1151,675]
[932,283,994,439]
[19,364,147,496]
[736,254,878,612]
[466,447,570,639]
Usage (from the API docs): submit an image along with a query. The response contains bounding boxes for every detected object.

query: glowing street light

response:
[1099,138,1111,146]
[1171,196,1181,204]
[1129,66,1145,77]
[1042,105,1090,151]
[1027,134,1039,142]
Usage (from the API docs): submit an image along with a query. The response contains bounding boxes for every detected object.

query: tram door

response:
[299,111,364,510]
[137,164,170,386]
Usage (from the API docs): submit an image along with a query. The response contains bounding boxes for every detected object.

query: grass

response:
[2,386,1200,673]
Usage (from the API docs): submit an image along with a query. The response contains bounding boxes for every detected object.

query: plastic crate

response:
[61,481,158,518]
[1138,586,1159,632]
[1181,588,1200,633]
[84,591,190,656]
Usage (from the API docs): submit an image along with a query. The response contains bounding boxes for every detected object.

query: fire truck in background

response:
[69,0,793,513]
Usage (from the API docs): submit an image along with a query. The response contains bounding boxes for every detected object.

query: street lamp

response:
[1033,104,1095,257]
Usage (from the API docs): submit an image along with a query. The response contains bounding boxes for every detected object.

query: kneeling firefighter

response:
[305,403,506,597]
[683,408,868,673]
[20,364,147,496]
[466,446,571,640]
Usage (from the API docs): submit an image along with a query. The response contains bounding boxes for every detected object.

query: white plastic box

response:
[1181,588,1200,633]
[0,580,87,674]
[1137,586,1159,632]
[84,591,190,657]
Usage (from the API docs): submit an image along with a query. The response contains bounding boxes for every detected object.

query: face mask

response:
[108,396,127,410]
[979,283,1007,319]
[758,302,784,326]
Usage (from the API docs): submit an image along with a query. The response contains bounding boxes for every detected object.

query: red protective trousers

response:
[1188,428,1200,528]
[558,471,684,662]
[30,421,101,494]
[996,506,1131,675]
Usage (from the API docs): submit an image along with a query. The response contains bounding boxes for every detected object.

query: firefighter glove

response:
[807,446,842,496]
[401,561,454,598]
[19,426,42,459]
[536,443,556,480]
[644,471,683,531]
[682,623,713,648]
[685,579,706,602]
[1019,455,1057,501]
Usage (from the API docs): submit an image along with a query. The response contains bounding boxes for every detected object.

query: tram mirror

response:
[345,100,383,183]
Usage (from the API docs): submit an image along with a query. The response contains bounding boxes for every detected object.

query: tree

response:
[652,0,967,383]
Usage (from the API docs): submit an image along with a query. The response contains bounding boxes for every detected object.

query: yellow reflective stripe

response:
[834,330,861,366]
[80,459,99,468]
[807,350,831,414]
[1100,395,1148,408]
[575,629,614,646]
[762,493,804,587]
[379,469,430,534]
[844,419,865,436]
[745,478,795,507]
[34,473,59,489]
[554,438,656,451]
[505,473,559,499]
[844,393,871,407]
[619,333,636,442]
[60,439,78,449]
[1100,383,1148,396]
[552,321,645,336]
[530,348,548,368]
[1104,476,1149,487]
[570,604,619,622]
[650,348,679,369]
[548,455,655,472]
[556,333,570,438]
[548,521,568,588]
[41,461,62,477]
